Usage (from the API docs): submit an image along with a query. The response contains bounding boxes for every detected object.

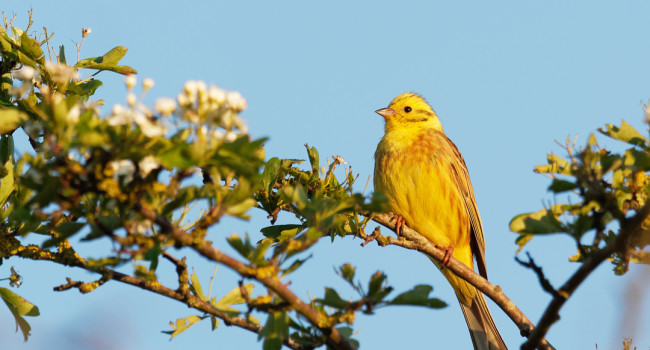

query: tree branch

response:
[134,202,356,350]
[1,235,305,349]
[365,212,555,350]
[521,200,650,350]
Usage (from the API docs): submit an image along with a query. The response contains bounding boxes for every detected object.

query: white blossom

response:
[196,81,207,94]
[125,75,137,90]
[143,78,155,91]
[183,80,198,96]
[107,104,131,126]
[13,66,35,81]
[139,156,159,177]
[133,220,152,234]
[82,28,92,38]
[110,159,135,183]
[133,112,166,137]
[212,128,224,141]
[154,97,176,115]
[67,105,80,123]
[45,62,80,83]
[226,91,247,111]
[126,93,137,107]
[332,155,347,165]
[224,131,237,142]
[208,85,227,105]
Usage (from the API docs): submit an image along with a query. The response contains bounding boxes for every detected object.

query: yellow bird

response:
[374,92,507,350]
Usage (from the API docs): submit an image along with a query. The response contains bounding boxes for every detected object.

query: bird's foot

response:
[391,215,406,236]
[436,243,455,267]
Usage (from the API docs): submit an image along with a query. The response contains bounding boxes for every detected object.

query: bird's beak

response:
[375,107,395,118]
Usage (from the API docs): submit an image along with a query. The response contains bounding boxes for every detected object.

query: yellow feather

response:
[374,92,507,350]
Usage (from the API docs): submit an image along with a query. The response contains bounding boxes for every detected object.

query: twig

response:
[1,234,305,349]
[134,202,356,350]
[515,252,562,299]
[521,200,650,350]
[365,211,555,350]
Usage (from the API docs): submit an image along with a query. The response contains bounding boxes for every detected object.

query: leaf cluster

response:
[510,120,650,274]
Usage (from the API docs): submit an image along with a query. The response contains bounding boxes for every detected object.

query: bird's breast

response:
[374,132,470,248]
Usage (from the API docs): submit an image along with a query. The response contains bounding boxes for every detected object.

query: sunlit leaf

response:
[599,120,649,148]
[0,108,28,135]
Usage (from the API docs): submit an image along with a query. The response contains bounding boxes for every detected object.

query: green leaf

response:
[58,45,66,64]
[210,315,219,330]
[280,185,309,210]
[225,198,257,218]
[164,315,202,339]
[305,144,319,173]
[534,154,572,175]
[548,179,577,193]
[367,271,392,302]
[509,205,567,235]
[336,326,360,349]
[0,288,40,316]
[68,79,103,97]
[189,269,207,301]
[19,32,44,63]
[0,287,40,341]
[74,46,137,75]
[260,224,302,240]
[0,135,15,206]
[259,311,289,350]
[598,120,649,148]
[388,284,447,308]
[215,283,253,308]
[338,263,356,286]
[158,143,194,169]
[514,234,534,253]
[0,108,28,135]
[316,288,347,309]
[227,234,253,260]
[261,157,281,191]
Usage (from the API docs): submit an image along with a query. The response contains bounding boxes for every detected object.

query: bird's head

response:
[376,92,443,133]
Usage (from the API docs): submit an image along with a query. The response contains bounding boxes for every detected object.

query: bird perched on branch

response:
[373,92,507,350]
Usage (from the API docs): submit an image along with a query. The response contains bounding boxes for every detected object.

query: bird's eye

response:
[404,106,412,113]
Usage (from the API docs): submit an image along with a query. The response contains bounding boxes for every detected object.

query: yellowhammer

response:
[374,92,507,350]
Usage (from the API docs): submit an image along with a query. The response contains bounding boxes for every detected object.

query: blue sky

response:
[2,1,650,349]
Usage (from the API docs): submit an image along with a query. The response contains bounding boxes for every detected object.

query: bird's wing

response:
[442,135,487,279]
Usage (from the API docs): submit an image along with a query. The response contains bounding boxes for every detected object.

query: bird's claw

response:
[392,215,406,236]
[436,243,455,267]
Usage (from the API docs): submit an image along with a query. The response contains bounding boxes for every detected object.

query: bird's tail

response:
[458,291,507,350]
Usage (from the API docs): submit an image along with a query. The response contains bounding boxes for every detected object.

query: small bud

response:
[197,81,207,94]
[154,97,177,116]
[224,131,237,142]
[332,155,347,165]
[126,93,137,108]
[183,80,198,95]
[143,78,155,91]
[82,28,91,38]
[125,75,137,90]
